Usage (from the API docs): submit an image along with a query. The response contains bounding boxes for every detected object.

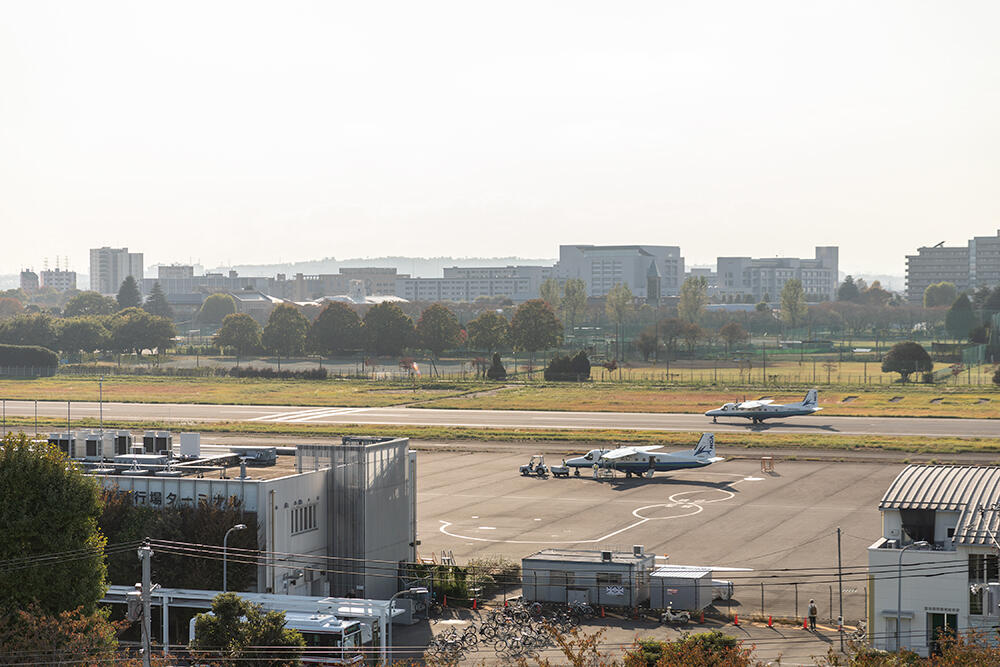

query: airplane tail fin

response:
[693,433,715,459]
[802,389,818,407]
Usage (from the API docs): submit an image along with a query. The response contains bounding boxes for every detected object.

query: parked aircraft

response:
[564,433,723,478]
[704,389,821,424]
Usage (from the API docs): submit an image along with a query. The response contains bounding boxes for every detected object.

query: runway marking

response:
[247,407,368,422]
[438,485,741,545]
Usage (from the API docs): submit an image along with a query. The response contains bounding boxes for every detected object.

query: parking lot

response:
[417,449,901,624]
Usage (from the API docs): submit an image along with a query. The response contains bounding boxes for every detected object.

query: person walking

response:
[808,599,818,630]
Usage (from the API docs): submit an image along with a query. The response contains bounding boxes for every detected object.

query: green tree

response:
[984,287,1000,313]
[111,308,175,355]
[658,317,686,360]
[115,276,142,309]
[561,278,588,330]
[678,276,708,323]
[539,278,562,309]
[780,279,808,330]
[924,281,958,308]
[945,293,975,341]
[604,283,634,361]
[64,291,118,317]
[307,302,362,355]
[0,313,59,350]
[719,321,748,356]
[466,310,510,353]
[58,317,110,356]
[214,313,262,365]
[635,327,660,362]
[0,433,107,615]
[362,302,415,356]
[261,305,309,366]
[510,299,561,364]
[190,593,305,667]
[881,341,933,383]
[837,275,861,302]
[0,603,126,666]
[416,304,461,365]
[143,282,173,319]
[198,293,237,326]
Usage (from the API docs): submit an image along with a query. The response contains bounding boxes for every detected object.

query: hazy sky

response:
[2,1,998,278]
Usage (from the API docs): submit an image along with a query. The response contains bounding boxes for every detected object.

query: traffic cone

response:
[768,616,773,628]
[733,613,739,626]
[803,617,809,630]
[473,598,477,610]
[443,595,448,608]
[699,611,704,624]
[600,606,605,618]
[504,599,509,608]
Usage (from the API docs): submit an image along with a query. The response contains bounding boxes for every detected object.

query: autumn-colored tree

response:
[0,603,124,666]
[467,310,510,353]
[719,321,748,356]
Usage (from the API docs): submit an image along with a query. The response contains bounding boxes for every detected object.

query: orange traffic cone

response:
[600,606,605,618]
[473,598,477,610]
[699,611,704,624]
[733,613,739,626]
[504,599,509,608]
[443,595,448,608]
[768,616,773,628]
[803,617,809,630]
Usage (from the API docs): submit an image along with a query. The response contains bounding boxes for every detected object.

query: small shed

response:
[650,568,713,612]
[522,547,655,607]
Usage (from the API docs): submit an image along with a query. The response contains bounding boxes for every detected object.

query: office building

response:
[19,270,39,293]
[90,247,144,295]
[905,231,1000,303]
[395,266,553,303]
[716,247,838,302]
[556,245,684,299]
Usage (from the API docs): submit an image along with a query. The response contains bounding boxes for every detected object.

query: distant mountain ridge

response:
[208,256,556,280]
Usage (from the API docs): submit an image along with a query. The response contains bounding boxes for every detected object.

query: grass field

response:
[4,415,1000,457]
[0,376,487,406]
[0,374,996,418]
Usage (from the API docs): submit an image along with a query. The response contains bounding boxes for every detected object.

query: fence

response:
[0,366,57,378]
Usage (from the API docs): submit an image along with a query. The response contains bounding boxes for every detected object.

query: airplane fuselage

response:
[564,453,712,472]
[704,406,819,423]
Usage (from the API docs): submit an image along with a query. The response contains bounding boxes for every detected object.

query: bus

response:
[190,610,368,665]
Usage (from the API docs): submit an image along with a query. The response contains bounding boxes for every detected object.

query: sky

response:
[1,1,998,279]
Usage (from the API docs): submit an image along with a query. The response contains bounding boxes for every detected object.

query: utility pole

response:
[837,527,844,653]
[139,544,153,667]
[99,376,104,440]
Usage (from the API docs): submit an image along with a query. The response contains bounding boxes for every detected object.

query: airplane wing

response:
[600,447,638,460]
[737,399,773,409]
[632,445,663,453]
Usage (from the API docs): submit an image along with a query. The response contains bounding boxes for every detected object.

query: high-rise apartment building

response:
[555,245,685,299]
[89,247,143,295]
[40,268,77,292]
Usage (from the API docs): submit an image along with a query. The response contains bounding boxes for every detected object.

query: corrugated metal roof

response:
[880,465,1000,547]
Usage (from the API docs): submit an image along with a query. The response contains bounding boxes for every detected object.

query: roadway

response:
[0,399,996,438]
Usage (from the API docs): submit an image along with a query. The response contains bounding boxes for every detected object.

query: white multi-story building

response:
[555,245,684,299]
[905,231,1000,303]
[867,465,1000,655]
[395,265,553,303]
[40,268,77,292]
[90,247,143,295]
[716,247,838,302]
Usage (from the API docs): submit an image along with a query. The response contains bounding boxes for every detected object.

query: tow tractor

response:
[519,455,549,477]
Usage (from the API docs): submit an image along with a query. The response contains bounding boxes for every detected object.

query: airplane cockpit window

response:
[584,451,594,461]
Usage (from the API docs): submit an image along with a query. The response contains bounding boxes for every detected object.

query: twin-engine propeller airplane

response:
[704,389,822,424]
[565,433,723,478]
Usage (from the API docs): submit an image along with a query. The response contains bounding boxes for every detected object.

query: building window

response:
[549,570,575,587]
[596,572,622,586]
[291,503,318,536]
[971,586,985,615]
[969,554,999,582]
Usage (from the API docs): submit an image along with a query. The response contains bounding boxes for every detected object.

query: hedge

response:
[0,344,58,368]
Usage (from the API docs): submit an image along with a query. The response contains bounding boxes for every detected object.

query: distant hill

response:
[208,256,556,279]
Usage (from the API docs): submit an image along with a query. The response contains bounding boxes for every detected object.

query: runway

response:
[1,399,997,438]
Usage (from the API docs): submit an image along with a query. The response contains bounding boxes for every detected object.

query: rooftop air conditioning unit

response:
[179,432,200,458]
[601,550,613,562]
[633,545,645,557]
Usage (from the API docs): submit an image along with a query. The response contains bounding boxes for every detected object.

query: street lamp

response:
[896,540,929,651]
[222,523,247,593]
[385,587,429,663]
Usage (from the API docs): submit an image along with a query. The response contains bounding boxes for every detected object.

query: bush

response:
[486,352,506,380]
[544,350,591,381]
[0,343,58,368]
[227,366,328,380]
[993,367,1000,386]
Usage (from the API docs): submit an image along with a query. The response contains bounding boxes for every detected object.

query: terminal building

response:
[54,431,417,600]
[867,465,1000,655]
